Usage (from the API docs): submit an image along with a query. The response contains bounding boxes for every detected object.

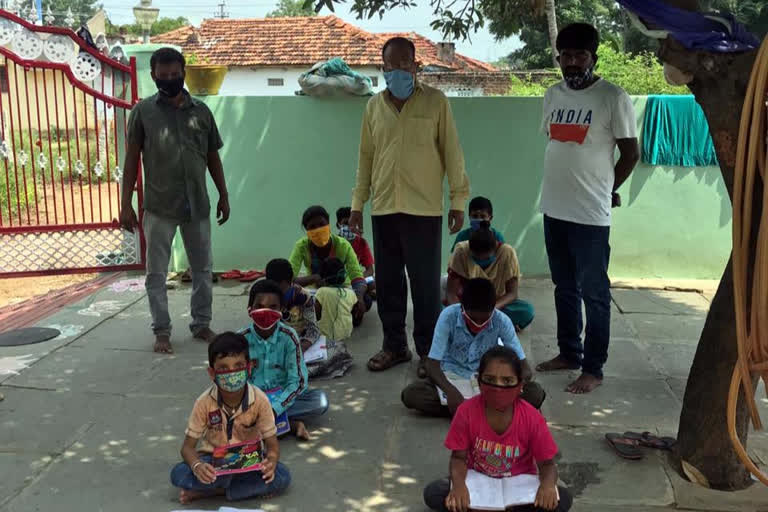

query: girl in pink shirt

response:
[424,346,572,512]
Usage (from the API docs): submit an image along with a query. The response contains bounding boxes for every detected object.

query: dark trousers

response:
[401,380,547,417]
[424,478,573,512]
[372,214,442,357]
[543,215,611,379]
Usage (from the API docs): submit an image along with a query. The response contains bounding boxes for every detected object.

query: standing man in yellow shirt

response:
[348,37,470,376]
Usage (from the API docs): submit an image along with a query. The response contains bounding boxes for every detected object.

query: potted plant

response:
[184,53,228,96]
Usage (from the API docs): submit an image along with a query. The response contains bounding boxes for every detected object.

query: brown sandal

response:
[367,349,412,372]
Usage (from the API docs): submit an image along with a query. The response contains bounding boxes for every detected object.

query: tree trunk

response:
[544,0,558,67]
[656,37,762,488]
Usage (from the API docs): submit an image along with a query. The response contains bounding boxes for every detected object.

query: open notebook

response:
[438,374,480,406]
[462,470,549,510]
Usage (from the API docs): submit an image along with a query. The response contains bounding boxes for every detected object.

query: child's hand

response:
[261,456,277,483]
[445,483,470,512]
[534,483,559,510]
[193,462,217,484]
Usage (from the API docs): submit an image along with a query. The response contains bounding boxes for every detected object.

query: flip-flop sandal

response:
[220,269,244,280]
[623,431,677,451]
[239,270,265,283]
[605,433,643,460]
[367,349,413,372]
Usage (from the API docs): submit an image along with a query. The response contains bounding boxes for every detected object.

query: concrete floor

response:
[1,277,768,512]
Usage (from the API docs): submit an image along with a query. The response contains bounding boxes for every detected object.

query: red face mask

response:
[249,308,282,331]
[463,309,491,335]
[480,382,522,411]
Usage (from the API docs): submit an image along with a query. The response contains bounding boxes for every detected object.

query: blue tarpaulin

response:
[616,0,759,52]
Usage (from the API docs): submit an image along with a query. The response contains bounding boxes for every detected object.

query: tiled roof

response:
[377,32,496,72]
[152,15,494,71]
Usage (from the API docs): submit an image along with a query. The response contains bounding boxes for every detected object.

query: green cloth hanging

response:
[642,95,719,167]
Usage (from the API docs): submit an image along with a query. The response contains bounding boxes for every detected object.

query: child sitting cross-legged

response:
[170,332,291,504]
[423,346,572,512]
[447,222,535,331]
[315,257,358,341]
[402,277,545,417]
[242,279,329,440]
[336,206,376,298]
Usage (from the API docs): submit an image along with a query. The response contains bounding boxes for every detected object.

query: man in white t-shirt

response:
[536,23,640,394]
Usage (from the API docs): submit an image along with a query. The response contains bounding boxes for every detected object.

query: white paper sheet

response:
[304,336,328,363]
[438,373,480,406]
[171,508,265,512]
[463,470,540,510]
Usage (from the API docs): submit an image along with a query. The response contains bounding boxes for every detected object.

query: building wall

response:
[217,66,387,96]
[166,95,731,280]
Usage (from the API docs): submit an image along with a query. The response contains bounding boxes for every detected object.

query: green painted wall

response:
[162,95,730,279]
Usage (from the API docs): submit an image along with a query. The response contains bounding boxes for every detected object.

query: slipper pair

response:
[179,270,220,283]
[605,431,677,460]
[220,269,264,282]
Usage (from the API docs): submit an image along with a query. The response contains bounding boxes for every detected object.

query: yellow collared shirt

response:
[352,83,470,216]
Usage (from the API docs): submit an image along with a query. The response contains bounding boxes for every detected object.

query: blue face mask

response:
[473,254,497,269]
[470,218,487,231]
[384,70,414,100]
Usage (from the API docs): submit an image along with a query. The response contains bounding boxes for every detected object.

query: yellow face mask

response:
[307,225,331,247]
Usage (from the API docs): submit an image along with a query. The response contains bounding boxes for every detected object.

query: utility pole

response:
[213,0,229,19]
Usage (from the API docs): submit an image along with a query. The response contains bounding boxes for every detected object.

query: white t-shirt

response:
[540,79,637,226]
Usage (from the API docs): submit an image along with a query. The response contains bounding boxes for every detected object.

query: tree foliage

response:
[310,0,768,70]
[46,0,98,26]
[507,43,688,95]
[270,0,318,17]
[106,17,190,38]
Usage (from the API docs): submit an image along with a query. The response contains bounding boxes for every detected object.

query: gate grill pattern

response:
[0,10,143,277]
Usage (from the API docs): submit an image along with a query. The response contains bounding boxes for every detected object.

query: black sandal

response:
[605,433,643,460]
[367,349,413,372]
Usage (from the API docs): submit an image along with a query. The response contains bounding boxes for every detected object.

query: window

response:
[369,76,378,87]
[267,78,284,86]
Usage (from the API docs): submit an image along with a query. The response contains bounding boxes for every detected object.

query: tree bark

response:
[656,38,762,489]
[544,0,558,67]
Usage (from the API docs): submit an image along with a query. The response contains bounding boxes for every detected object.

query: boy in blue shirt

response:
[450,196,505,252]
[241,280,329,440]
[402,278,545,417]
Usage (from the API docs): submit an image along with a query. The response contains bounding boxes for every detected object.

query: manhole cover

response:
[0,327,60,347]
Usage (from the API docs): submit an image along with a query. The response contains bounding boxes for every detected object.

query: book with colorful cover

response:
[212,439,264,476]
[265,387,291,436]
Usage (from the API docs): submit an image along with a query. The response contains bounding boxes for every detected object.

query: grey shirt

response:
[127,92,223,222]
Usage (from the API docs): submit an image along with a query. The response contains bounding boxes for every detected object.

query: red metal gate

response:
[0,10,143,277]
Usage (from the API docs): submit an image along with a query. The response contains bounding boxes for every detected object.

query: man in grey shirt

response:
[120,48,230,354]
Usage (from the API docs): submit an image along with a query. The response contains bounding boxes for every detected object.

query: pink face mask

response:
[249,308,281,331]
[479,382,522,411]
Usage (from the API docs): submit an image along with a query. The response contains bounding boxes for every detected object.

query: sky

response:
[99,0,522,63]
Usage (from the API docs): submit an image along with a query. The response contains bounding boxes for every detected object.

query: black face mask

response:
[155,76,185,97]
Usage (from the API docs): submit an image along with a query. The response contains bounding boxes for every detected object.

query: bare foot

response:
[193,327,217,343]
[291,420,311,441]
[566,373,603,394]
[536,355,580,372]
[153,335,173,354]
[179,488,224,503]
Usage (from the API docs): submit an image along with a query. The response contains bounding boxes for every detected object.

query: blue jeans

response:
[543,215,611,379]
[286,388,329,421]
[170,454,291,501]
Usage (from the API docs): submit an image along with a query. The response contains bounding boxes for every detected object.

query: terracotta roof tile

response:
[152,15,493,71]
[377,32,496,72]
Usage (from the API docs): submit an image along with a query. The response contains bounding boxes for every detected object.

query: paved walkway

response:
[1,276,767,511]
